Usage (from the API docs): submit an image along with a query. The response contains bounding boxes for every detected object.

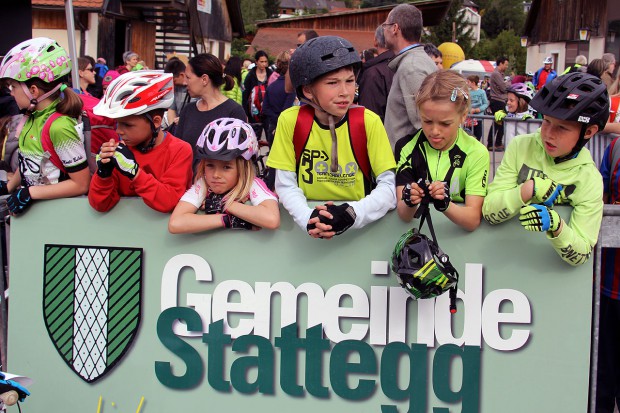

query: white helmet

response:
[94,70,174,118]
[196,118,258,161]
[543,56,554,65]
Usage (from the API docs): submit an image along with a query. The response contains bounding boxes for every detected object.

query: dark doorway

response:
[114,19,128,68]
[0,0,32,55]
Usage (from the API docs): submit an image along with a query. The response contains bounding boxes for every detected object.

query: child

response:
[0,37,91,215]
[89,71,193,213]
[482,72,608,266]
[266,36,396,239]
[168,118,279,233]
[466,75,488,141]
[494,83,535,148]
[396,70,490,232]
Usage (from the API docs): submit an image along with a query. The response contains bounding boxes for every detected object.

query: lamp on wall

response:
[609,31,617,43]
[520,36,528,47]
[579,27,591,41]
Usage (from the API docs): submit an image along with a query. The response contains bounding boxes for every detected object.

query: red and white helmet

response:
[93,70,174,118]
[196,118,258,161]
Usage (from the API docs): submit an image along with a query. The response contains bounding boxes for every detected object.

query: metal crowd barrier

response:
[590,205,620,412]
[465,114,617,179]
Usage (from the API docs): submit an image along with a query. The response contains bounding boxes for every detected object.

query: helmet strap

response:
[136,113,160,153]
[299,97,341,172]
[20,82,62,113]
[553,123,588,164]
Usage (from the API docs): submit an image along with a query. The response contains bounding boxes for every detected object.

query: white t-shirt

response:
[180,177,277,209]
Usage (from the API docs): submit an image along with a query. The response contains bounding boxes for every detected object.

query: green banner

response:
[8,198,591,412]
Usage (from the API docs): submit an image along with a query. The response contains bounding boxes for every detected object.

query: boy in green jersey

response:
[482,73,609,266]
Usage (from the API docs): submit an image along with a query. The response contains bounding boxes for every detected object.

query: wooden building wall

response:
[130,20,156,69]
[527,0,608,43]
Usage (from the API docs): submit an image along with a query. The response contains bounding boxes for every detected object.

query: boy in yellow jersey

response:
[267,36,396,239]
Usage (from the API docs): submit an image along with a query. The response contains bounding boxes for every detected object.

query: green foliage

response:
[231,38,251,60]
[264,0,281,19]
[422,0,474,57]
[470,30,527,74]
[476,0,526,38]
[240,0,267,33]
[360,0,407,8]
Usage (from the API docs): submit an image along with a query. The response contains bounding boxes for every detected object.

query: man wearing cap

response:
[533,57,557,91]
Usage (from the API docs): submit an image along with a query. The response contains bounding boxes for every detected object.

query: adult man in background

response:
[562,55,587,74]
[383,4,437,150]
[357,25,395,122]
[533,56,557,91]
[487,56,509,151]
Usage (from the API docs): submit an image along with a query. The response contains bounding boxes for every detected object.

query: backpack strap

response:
[293,105,315,171]
[347,106,370,183]
[40,112,65,172]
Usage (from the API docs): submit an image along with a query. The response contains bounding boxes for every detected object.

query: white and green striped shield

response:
[43,245,143,383]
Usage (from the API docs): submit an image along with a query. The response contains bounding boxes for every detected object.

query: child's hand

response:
[221,213,255,230]
[307,205,335,239]
[428,181,450,212]
[531,176,563,206]
[95,139,118,178]
[401,182,426,207]
[494,110,507,123]
[7,186,32,216]
[113,143,139,180]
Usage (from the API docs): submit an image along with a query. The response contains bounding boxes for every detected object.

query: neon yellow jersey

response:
[396,128,489,202]
[267,106,396,201]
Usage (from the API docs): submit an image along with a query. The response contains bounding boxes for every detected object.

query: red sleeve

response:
[131,140,193,213]
[88,173,121,212]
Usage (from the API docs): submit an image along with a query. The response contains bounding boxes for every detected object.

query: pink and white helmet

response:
[0,37,71,83]
[196,118,258,161]
[507,83,534,102]
[93,70,174,118]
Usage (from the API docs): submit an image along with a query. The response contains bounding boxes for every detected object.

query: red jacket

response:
[88,134,193,213]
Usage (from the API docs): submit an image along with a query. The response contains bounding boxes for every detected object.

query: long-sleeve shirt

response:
[489,69,508,102]
[469,88,489,114]
[88,133,193,213]
[482,130,603,266]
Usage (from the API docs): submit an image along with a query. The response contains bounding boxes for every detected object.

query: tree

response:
[423,0,474,57]
[240,0,266,33]
[470,30,526,74]
[476,0,526,38]
[264,0,280,19]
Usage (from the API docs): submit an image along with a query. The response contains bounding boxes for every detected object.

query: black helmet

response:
[391,228,458,301]
[530,72,609,129]
[289,36,361,99]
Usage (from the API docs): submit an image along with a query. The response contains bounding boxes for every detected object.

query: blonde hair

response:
[195,157,256,211]
[416,70,471,115]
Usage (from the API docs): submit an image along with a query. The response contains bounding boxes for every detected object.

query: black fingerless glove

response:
[204,192,226,214]
[323,203,356,235]
[0,181,8,196]
[95,153,115,178]
[306,208,321,233]
[433,182,451,212]
[222,213,253,230]
[7,186,32,215]
[401,183,416,208]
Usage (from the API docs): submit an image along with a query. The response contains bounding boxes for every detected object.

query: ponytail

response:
[222,74,235,91]
[56,85,83,119]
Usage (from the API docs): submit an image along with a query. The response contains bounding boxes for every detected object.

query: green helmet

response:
[0,37,71,83]
[391,228,458,301]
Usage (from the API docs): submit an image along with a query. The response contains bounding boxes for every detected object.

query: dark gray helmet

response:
[530,72,609,129]
[289,36,361,98]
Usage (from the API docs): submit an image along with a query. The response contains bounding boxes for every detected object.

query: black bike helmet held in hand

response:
[289,36,361,99]
[391,228,458,302]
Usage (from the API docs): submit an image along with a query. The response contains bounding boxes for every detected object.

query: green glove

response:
[531,176,563,206]
[519,204,561,232]
[494,110,507,123]
[113,143,139,180]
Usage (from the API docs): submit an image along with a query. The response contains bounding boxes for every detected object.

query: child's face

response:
[506,92,519,113]
[419,100,467,151]
[204,159,238,194]
[467,80,477,90]
[115,115,154,147]
[8,81,30,110]
[302,67,355,122]
[540,115,597,158]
